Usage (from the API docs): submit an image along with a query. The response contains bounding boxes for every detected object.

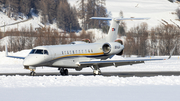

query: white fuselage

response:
[23,42,124,69]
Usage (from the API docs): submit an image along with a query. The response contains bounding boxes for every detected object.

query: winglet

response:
[168,44,177,59]
[5,44,8,57]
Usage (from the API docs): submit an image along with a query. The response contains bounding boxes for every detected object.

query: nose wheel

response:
[59,68,68,75]
[30,71,36,76]
[24,66,36,76]
[29,68,36,76]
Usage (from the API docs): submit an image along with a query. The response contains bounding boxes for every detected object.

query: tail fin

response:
[5,44,8,57]
[90,17,150,43]
[5,44,25,59]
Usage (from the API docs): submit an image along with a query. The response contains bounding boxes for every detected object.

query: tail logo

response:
[112,28,115,31]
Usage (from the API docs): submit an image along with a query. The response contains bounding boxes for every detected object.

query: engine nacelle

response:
[117,49,123,55]
[102,42,124,55]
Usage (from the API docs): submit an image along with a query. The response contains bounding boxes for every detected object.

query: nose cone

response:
[23,55,44,66]
[23,55,36,66]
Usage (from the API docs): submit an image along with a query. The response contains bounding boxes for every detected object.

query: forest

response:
[0,0,108,31]
[0,0,81,31]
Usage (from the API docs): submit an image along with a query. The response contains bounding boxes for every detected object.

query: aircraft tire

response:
[60,68,65,75]
[93,70,101,75]
[60,68,68,75]
[64,69,68,75]
[30,71,35,76]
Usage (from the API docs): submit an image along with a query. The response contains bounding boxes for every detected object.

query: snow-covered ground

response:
[0,50,180,101]
[1,86,180,101]
[1,0,180,100]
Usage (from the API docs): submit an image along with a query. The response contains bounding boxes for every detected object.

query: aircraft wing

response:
[78,58,165,68]
[78,43,176,68]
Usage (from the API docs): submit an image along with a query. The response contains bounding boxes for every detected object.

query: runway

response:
[0,71,180,77]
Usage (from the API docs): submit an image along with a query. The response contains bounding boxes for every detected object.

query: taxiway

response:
[0,71,180,77]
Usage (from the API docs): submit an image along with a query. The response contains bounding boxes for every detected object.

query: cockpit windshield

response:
[35,49,43,54]
[29,49,36,54]
[29,49,49,55]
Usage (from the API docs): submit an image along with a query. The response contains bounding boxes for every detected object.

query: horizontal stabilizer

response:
[5,44,25,59]
[7,56,25,59]
[90,17,112,20]
[90,17,150,21]
[115,18,150,21]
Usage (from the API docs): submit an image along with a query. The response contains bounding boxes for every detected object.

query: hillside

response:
[0,11,61,32]
[0,0,179,32]
[107,0,180,30]
[70,0,180,30]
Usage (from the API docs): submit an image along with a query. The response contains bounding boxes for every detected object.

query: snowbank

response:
[0,75,180,88]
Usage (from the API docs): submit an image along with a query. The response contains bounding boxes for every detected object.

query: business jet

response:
[5,17,175,76]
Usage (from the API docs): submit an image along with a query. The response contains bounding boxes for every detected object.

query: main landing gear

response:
[91,65,101,75]
[59,68,68,75]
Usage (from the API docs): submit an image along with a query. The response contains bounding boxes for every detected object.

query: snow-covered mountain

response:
[70,0,180,30]
[0,0,179,32]
[0,10,61,32]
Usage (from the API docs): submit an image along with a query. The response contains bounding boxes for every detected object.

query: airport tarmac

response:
[0,71,180,77]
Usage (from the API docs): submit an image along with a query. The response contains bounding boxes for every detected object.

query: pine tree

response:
[57,0,65,30]
[10,0,20,14]
[0,0,5,5]
[4,0,11,17]
[85,0,108,29]
[47,0,57,24]
[57,0,80,31]
[19,0,32,16]
[77,0,86,28]
[71,6,80,31]
[86,0,96,28]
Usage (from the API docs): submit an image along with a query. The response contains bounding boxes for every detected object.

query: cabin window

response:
[91,49,93,53]
[88,50,90,53]
[82,50,83,53]
[67,51,69,54]
[44,50,49,55]
[79,50,80,53]
[62,51,64,55]
[73,50,74,54]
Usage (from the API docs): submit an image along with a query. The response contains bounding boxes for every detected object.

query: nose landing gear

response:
[24,66,36,76]
[30,70,36,76]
